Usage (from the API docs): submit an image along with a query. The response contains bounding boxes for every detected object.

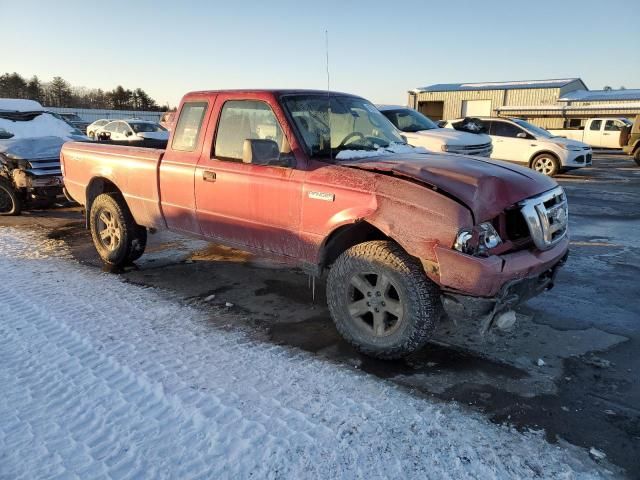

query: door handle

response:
[602,133,610,136]
[203,170,216,182]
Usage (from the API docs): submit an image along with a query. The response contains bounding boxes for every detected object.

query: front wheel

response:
[0,178,22,216]
[326,240,441,359]
[532,154,560,176]
[634,149,640,167]
[89,193,147,266]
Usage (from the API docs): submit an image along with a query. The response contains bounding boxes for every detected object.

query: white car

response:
[377,106,492,156]
[86,119,111,139]
[96,120,169,144]
[445,117,592,176]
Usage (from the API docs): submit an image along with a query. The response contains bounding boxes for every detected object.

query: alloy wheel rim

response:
[534,157,555,175]
[97,209,121,251]
[347,272,404,337]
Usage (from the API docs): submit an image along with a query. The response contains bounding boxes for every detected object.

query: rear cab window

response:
[590,120,602,131]
[172,102,208,152]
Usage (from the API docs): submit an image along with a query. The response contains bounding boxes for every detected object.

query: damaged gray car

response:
[0,99,89,215]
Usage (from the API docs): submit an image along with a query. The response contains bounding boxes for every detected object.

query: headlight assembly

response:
[453,222,502,256]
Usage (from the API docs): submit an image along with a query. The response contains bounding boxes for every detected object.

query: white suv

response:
[378,106,492,157]
[445,117,592,176]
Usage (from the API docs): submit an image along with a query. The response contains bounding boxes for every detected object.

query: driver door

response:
[194,96,305,257]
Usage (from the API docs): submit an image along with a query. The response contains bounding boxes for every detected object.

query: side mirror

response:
[242,139,288,166]
[516,132,527,139]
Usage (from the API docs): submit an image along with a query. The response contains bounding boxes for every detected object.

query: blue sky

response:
[4,0,639,106]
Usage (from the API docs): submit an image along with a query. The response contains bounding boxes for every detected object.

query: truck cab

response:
[548,117,632,149]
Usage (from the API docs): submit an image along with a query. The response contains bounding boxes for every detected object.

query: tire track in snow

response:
[0,227,617,479]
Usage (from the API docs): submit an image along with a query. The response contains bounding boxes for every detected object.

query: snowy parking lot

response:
[1,153,638,478]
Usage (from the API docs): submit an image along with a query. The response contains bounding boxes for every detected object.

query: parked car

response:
[62,89,569,359]
[548,118,632,149]
[0,98,88,215]
[159,111,176,130]
[445,117,592,176]
[378,106,492,156]
[58,112,90,134]
[96,120,169,148]
[621,114,640,166]
[87,119,112,139]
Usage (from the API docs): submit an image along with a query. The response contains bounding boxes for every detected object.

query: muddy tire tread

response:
[89,193,144,266]
[327,240,440,359]
[0,177,22,216]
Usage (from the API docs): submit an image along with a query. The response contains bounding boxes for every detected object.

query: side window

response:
[214,100,289,163]
[590,120,602,131]
[104,122,117,132]
[492,121,523,138]
[604,120,621,131]
[172,102,208,152]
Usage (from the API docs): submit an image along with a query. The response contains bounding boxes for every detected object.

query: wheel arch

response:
[85,177,123,227]
[318,220,390,271]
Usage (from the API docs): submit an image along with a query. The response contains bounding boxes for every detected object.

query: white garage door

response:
[461,100,492,117]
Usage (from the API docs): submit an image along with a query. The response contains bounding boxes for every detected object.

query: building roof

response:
[496,103,640,113]
[559,89,640,102]
[411,78,584,93]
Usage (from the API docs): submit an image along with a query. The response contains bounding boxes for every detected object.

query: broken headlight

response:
[453,223,502,256]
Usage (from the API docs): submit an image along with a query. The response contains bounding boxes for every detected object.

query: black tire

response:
[0,177,22,216]
[326,240,441,359]
[634,148,640,167]
[89,193,146,266]
[531,153,560,176]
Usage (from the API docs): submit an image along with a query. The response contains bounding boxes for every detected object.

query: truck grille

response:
[26,156,62,177]
[519,187,568,250]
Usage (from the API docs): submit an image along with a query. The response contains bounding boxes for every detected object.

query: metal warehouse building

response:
[407,78,640,129]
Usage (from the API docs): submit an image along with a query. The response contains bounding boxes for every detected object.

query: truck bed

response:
[61,141,166,228]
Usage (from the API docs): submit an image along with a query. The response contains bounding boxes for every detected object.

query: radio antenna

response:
[325,29,332,161]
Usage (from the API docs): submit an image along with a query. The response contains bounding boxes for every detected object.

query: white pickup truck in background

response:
[377,106,492,157]
[548,118,632,149]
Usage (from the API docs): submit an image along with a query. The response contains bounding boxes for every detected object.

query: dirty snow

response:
[0,227,617,479]
[335,142,428,160]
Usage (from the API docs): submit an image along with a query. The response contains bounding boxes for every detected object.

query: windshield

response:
[282,94,405,159]
[381,108,437,132]
[130,122,165,133]
[62,113,82,121]
[512,118,554,139]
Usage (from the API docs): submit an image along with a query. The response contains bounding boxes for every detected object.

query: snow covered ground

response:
[0,227,617,479]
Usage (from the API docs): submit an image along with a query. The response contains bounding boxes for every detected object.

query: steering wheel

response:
[337,132,367,149]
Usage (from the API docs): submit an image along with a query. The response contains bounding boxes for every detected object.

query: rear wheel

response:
[89,193,147,266]
[327,240,441,359]
[0,178,22,216]
[634,148,640,167]
[532,154,560,176]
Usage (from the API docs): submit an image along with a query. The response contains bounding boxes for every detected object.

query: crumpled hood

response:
[0,135,86,160]
[341,152,557,221]
[407,129,491,146]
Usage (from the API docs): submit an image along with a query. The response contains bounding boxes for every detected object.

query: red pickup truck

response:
[61,89,569,359]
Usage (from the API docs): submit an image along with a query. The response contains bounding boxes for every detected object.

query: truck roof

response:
[185,89,361,98]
